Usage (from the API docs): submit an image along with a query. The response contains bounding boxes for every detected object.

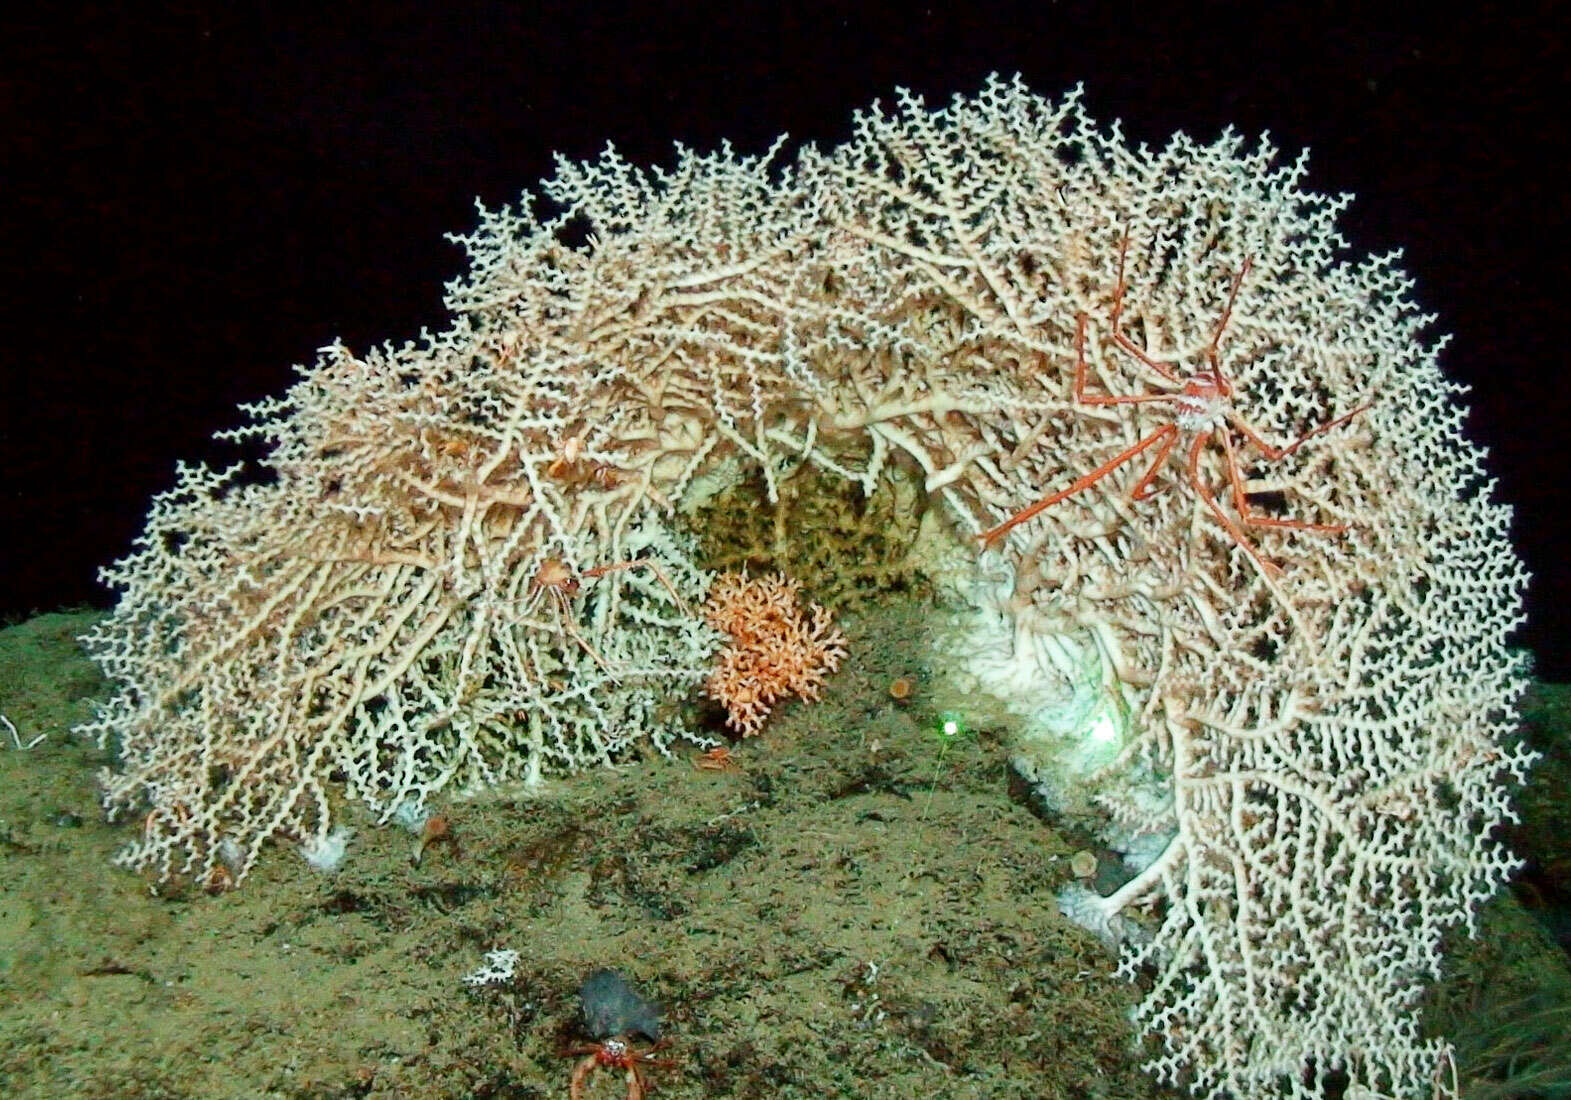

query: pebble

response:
[579,968,662,1040]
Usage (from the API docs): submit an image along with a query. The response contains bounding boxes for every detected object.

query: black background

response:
[6,2,1567,674]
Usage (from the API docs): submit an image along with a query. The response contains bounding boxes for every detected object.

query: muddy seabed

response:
[1,605,1565,1099]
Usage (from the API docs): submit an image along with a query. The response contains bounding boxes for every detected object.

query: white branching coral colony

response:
[78,76,1532,1098]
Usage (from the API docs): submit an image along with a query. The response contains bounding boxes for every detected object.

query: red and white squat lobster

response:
[979,234,1370,578]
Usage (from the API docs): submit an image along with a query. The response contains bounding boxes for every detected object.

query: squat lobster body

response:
[1172,375,1227,433]
[531,557,581,598]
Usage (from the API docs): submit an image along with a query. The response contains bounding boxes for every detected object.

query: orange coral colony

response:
[702,571,848,737]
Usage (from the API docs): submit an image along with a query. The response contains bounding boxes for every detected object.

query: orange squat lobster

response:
[693,746,742,772]
[565,1036,674,1100]
[978,234,1370,579]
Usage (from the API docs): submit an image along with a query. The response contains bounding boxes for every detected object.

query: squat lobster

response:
[527,555,691,669]
[978,234,1370,578]
[564,1035,675,1100]
[693,745,743,772]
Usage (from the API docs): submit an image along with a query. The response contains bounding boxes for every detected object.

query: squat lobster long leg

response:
[978,414,1180,548]
[1217,404,1370,542]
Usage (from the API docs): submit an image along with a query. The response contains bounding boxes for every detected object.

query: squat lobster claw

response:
[564,1035,675,1100]
[978,233,1370,579]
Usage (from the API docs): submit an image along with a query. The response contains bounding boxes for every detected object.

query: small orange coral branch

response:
[702,571,848,737]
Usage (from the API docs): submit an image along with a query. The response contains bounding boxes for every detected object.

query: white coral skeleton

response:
[78,77,1531,1099]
